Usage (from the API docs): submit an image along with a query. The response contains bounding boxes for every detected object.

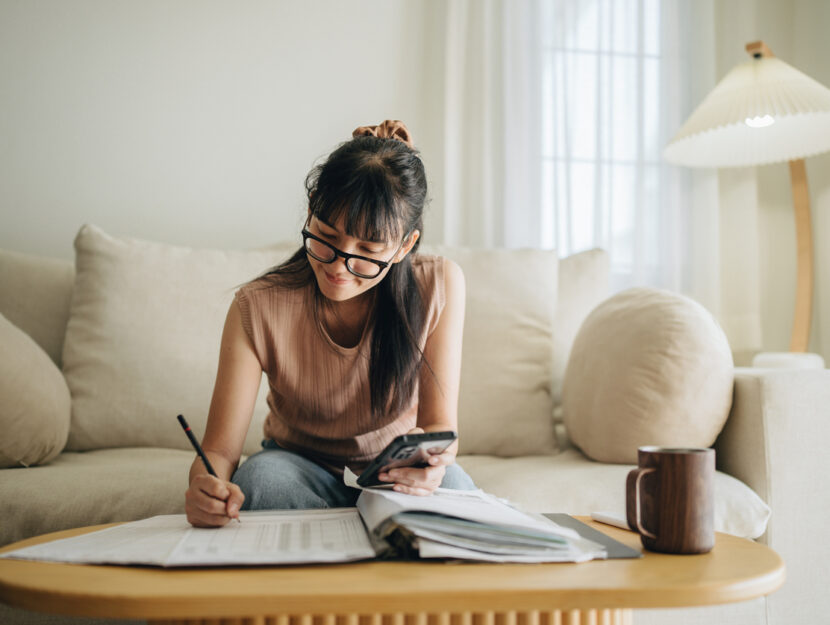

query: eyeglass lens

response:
[304,237,383,278]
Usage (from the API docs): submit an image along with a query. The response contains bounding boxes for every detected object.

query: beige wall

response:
[0,0,433,258]
[716,0,830,361]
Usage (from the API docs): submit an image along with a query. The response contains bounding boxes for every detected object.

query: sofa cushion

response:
[552,249,609,413]
[0,314,71,468]
[562,287,734,464]
[420,245,559,456]
[459,449,770,539]
[0,448,192,546]
[62,224,295,454]
[0,249,75,367]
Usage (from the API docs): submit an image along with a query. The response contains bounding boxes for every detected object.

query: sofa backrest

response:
[0,248,74,368]
[0,227,608,458]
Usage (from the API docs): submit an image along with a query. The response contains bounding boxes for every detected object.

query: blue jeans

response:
[232,439,477,510]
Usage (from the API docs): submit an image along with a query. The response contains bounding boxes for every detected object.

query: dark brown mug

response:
[626,446,715,554]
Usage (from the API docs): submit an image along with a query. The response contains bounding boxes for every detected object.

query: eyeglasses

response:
[301,226,408,279]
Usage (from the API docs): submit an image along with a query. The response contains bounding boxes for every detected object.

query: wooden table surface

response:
[0,517,785,624]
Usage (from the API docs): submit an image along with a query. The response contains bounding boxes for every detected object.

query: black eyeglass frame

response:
[301,227,410,279]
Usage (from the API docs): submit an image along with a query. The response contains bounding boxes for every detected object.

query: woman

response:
[185,120,475,528]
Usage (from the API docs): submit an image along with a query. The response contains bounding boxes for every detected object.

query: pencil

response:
[177,414,240,523]
[177,414,217,476]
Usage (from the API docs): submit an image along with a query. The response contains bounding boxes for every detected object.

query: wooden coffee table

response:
[0,517,784,625]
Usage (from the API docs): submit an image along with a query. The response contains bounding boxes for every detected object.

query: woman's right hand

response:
[185,474,245,527]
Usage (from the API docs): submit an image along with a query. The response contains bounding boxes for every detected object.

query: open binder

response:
[354,478,606,563]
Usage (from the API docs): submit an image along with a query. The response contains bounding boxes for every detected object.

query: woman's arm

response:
[380,258,466,495]
[417,257,465,435]
[185,299,262,526]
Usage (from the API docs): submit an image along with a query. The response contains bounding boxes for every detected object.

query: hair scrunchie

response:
[352,120,414,149]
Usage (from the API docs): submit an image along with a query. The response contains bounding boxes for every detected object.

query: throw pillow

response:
[562,287,734,464]
[62,225,295,455]
[420,245,559,456]
[0,313,71,467]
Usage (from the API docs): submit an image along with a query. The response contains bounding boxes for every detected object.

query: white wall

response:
[3,0,829,359]
[0,0,434,259]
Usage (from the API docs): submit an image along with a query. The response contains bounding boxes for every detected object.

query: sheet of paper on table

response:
[0,509,377,567]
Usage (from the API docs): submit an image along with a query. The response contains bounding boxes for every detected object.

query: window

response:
[540,0,669,288]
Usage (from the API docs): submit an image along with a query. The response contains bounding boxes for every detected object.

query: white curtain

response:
[439,0,541,249]
[438,0,721,312]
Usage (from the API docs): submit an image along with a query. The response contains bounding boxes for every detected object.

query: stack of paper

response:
[351,479,606,563]
[387,512,601,562]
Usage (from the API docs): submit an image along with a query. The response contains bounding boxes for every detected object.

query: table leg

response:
[151,608,634,625]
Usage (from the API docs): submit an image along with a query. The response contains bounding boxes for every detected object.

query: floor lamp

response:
[664,41,830,359]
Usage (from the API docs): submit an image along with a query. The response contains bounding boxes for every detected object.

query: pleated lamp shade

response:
[664,56,830,168]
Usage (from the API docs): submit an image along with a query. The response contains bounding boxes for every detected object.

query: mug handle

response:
[627,467,657,539]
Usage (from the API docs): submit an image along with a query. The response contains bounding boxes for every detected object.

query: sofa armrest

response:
[714,367,830,625]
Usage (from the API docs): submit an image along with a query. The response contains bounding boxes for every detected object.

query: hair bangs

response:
[311,162,404,244]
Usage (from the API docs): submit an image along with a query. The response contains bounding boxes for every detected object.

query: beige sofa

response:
[1,224,827,625]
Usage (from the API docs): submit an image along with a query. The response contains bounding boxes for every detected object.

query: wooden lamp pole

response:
[746,41,814,352]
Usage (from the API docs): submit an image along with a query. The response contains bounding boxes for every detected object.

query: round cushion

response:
[562,288,734,464]
[0,313,71,467]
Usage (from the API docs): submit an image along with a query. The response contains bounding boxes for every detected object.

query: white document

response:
[167,509,376,565]
[346,466,580,539]
[352,478,582,540]
[0,515,189,566]
[1,509,377,567]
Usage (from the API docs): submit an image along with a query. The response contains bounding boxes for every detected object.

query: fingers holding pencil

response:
[186,474,244,527]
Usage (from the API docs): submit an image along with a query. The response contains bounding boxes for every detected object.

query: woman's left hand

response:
[377,427,455,496]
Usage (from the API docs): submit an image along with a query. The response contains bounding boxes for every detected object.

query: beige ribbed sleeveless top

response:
[235,254,445,474]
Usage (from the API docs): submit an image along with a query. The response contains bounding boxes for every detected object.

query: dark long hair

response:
[262,134,428,419]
